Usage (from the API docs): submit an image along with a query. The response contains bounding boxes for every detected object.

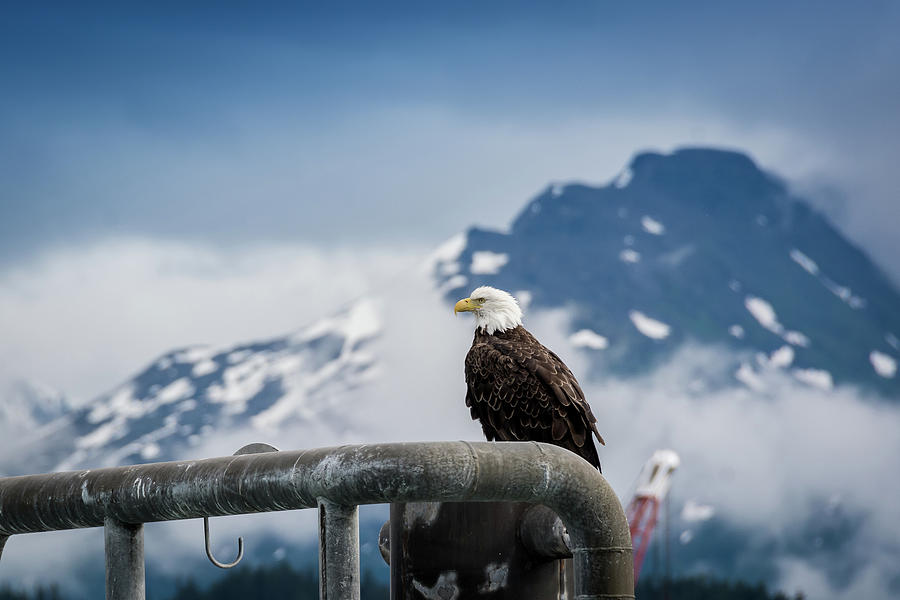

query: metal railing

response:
[0,441,634,599]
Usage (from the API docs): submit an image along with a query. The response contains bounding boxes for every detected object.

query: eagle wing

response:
[464,330,604,470]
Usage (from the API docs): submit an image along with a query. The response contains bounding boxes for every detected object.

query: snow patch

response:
[619,249,641,264]
[76,421,123,449]
[157,378,194,405]
[570,329,609,350]
[783,331,811,347]
[192,359,218,377]
[207,356,270,414]
[822,279,866,309]
[847,295,866,309]
[681,499,715,522]
[768,346,795,369]
[790,249,819,275]
[227,350,251,364]
[470,251,509,275]
[659,245,695,267]
[342,300,381,347]
[869,351,897,379]
[629,311,671,340]
[728,325,745,339]
[87,386,136,424]
[641,215,665,235]
[745,296,783,334]
[789,248,866,309]
[743,296,810,347]
[792,368,834,391]
[613,167,633,188]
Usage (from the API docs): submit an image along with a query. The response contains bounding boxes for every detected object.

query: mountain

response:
[432,148,900,397]
[0,300,380,475]
[9,148,897,477]
[2,147,899,598]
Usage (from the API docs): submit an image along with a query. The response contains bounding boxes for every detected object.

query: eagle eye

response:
[476,297,486,302]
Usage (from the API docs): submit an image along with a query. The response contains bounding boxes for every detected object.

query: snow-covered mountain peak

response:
[435,147,900,397]
[6,298,382,474]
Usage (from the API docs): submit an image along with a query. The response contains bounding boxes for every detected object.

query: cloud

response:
[0,238,421,401]
[525,314,900,598]
[6,101,900,286]
[2,243,899,599]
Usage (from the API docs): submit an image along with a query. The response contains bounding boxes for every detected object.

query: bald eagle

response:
[455,286,605,471]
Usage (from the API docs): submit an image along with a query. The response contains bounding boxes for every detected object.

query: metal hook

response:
[204,516,244,569]
[201,443,279,569]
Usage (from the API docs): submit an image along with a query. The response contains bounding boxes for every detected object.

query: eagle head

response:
[454,286,523,335]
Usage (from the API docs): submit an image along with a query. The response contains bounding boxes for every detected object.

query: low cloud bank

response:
[0,238,421,402]
[2,244,898,599]
[528,312,900,599]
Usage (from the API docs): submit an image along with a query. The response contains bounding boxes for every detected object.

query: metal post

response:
[390,501,563,600]
[104,517,145,600]
[318,499,359,600]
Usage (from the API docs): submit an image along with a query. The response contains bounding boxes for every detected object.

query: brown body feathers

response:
[464,325,605,471]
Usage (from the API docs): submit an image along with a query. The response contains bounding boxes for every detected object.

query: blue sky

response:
[2,1,899,276]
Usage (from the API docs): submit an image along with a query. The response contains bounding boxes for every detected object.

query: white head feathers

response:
[465,286,523,334]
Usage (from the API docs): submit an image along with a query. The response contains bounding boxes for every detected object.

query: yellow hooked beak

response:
[454,297,480,314]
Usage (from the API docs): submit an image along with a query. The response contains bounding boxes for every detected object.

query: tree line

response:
[1,567,807,600]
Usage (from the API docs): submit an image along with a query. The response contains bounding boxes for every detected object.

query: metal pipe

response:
[519,504,572,560]
[391,501,565,600]
[0,442,633,599]
[378,521,391,565]
[318,499,359,600]
[104,517,145,600]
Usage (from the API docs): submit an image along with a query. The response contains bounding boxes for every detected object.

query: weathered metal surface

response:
[391,502,562,600]
[0,441,633,599]
[201,442,276,569]
[378,520,391,565]
[233,442,280,456]
[104,518,145,600]
[519,504,572,560]
[318,499,359,600]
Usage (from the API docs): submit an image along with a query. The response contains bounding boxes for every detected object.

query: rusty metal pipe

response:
[0,442,633,599]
